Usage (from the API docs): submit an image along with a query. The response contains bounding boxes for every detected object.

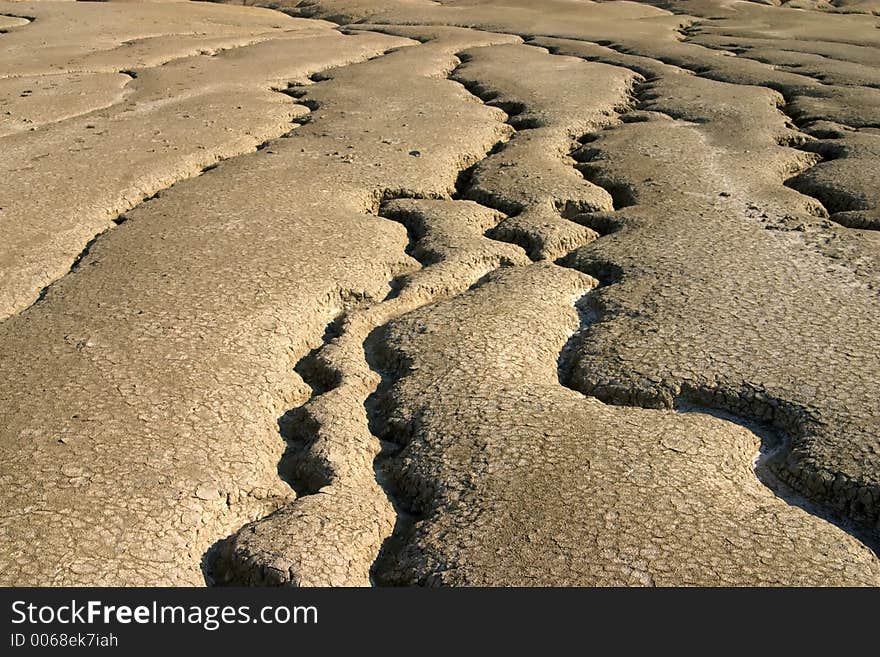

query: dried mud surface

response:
[0,0,878,586]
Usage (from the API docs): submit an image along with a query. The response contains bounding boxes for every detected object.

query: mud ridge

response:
[208,52,531,585]
[369,52,645,583]
[0,12,35,24]
[527,36,880,241]
[535,67,880,555]
[7,5,879,587]
[16,87,314,321]
[6,45,412,325]
[776,112,880,230]
[449,47,634,260]
[208,190,524,584]
[681,403,879,556]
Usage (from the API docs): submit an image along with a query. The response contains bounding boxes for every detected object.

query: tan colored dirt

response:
[0,0,878,586]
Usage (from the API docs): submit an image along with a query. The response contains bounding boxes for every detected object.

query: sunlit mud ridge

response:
[447,43,634,260]
[535,49,880,535]
[209,30,528,587]
[361,34,880,586]
[214,21,880,585]
[0,8,420,321]
[1,0,879,587]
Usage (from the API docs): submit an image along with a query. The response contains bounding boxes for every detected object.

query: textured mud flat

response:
[0,0,878,586]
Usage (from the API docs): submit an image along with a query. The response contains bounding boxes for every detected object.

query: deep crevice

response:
[201,24,879,585]
[524,47,880,553]
[555,257,880,556]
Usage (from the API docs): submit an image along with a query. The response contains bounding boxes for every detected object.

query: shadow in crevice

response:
[556,291,600,389]
[201,535,227,586]
[273,316,349,498]
[551,246,880,561]
[362,324,424,586]
[673,400,880,559]
[451,139,509,202]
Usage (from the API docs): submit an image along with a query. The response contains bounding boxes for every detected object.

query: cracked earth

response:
[0,0,878,586]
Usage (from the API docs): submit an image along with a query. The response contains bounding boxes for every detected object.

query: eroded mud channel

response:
[1,1,879,586]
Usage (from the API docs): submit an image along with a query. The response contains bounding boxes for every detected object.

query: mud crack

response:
[206,50,528,586]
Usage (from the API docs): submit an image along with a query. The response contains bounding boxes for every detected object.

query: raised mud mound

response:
[0,0,878,586]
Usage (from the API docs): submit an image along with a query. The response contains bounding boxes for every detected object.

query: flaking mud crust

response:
[1,0,879,586]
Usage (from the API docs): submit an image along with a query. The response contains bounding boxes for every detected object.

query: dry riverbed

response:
[0,0,878,586]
